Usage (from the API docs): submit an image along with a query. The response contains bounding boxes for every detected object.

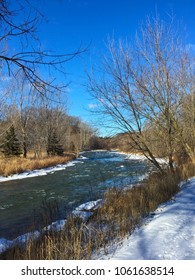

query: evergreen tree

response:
[47,132,64,156]
[2,125,22,157]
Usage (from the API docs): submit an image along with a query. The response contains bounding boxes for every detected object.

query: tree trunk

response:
[168,154,175,173]
[23,141,27,158]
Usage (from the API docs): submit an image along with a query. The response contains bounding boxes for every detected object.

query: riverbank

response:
[2,161,193,260]
[0,153,76,179]
[1,152,195,259]
[0,150,150,240]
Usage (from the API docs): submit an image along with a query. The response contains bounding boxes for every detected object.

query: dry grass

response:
[93,169,181,240]
[0,153,76,177]
[1,216,109,260]
[179,161,195,180]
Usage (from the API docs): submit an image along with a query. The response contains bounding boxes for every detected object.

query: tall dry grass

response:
[1,166,186,260]
[1,216,109,260]
[179,161,195,180]
[94,169,181,239]
[0,154,76,177]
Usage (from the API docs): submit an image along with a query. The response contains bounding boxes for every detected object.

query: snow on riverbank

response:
[112,150,168,164]
[72,199,103,220]
[112,151,146,161]
[97,177,195,260]
[0,160,82,183]
[0,199,103,254]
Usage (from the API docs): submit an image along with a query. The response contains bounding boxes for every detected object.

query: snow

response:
[43,219,67,232]
[72,199,103,221]
[98,178,195,260]
[0,238,12,254]
[0,161,80,183]
[115,151,168,164]
[0,218,69,254]
[74,199,103,211]
[72,210,93,221]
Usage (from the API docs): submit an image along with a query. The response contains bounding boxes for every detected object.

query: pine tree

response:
[2,125,22,157]
[47,131,64,156]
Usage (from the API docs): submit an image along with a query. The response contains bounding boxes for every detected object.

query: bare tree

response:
[179,91,195,162]
[0,0,85,95]
[87,15,193,171]
[10,74,42,158]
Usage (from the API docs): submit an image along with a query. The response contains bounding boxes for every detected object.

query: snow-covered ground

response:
[97,177,195,260]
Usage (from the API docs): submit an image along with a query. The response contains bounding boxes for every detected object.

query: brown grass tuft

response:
[0,154,76,177]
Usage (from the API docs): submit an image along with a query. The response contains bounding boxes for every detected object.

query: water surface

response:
[0,151,150,239]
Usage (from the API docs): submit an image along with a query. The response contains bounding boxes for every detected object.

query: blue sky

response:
[27,0,195,134]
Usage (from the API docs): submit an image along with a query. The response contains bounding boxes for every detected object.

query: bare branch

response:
[0,0,87,95]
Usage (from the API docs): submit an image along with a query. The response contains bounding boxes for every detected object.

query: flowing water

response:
[0,151,151,240]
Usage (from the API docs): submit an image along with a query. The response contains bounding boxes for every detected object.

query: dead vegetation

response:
[0,153,76,177]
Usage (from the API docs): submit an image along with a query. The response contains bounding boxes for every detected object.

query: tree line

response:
[0,73,95,158]
[0,101,95,158]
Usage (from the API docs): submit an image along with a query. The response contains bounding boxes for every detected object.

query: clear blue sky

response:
[32,0,195,135]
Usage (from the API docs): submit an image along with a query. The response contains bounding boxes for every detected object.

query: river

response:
[0,151,151,240]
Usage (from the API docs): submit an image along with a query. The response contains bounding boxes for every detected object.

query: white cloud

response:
[186,43,195,52]
[0,75,12,82]
[88,103,98,109]
[65,87,72,93]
